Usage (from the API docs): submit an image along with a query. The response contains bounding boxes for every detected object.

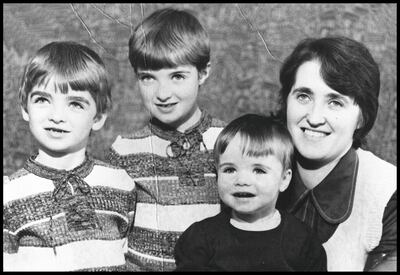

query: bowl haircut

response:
[214,114,294,173]
[128,8,210,73]
[19,41,111,118]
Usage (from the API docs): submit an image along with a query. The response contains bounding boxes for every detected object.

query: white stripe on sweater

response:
[3,238,127,271]
[134,202,220,232]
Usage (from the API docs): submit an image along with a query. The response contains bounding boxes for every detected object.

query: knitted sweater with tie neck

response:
[3,155,136,271]
[107,110,225,271]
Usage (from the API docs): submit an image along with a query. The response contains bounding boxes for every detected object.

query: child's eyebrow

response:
[30,91,50,98]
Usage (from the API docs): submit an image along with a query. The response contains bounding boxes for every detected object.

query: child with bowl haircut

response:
[174,114,327,271]
[107,8,225,271]
[3,41,136,271]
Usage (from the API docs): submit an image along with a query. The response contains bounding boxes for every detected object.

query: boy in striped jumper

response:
[106,8,225,271]
[3,41,136,271]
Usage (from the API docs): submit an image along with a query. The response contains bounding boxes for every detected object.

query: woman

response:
[276,36,397,271]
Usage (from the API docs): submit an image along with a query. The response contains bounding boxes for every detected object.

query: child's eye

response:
[139,74,154,82]
[33,96,49,104]
[70,102,84,109]
[254,168,266,174]
[172,74,185,81]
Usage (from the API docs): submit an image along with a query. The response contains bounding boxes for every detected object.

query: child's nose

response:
[156,84,173,102]
[49,105,66,123]
[234,172,250,186]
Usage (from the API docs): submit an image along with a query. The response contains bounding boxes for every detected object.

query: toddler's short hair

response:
[214,114,294,172]
[128,8,210,73]
[19,41,111,117]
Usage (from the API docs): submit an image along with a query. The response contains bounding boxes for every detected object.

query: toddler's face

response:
[136,64,209,132]
[217,135,291,221]
[22,77,106,155]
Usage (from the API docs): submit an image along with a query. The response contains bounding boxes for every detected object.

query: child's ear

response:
[92,113,108,131]
[21,106,30,122]
[279,169,292,192]
[198,62,211,85]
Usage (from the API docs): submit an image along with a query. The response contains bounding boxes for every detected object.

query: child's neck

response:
[35,148,87,171]
[230,209,281,231]
[176,108,202,133]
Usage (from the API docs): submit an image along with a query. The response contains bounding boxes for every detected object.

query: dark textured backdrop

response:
[3,3,397,175]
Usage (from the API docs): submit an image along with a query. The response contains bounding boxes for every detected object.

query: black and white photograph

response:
[3,3,397,271]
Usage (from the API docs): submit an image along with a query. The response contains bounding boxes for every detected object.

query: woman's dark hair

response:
[278,36,380,149]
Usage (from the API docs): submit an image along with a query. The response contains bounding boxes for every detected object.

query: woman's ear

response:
[92,113,108,131]
[198,62,211,85]
[279,169,292,192]
[356,110,364,130]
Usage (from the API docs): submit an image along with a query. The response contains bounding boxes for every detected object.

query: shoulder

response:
[89,158,135,191]
[109,125,154,156]
[355,148,396,201]
[4,168,54,205]
[281,211,315,237]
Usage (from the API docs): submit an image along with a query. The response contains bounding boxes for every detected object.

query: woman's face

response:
[286,60,362,165]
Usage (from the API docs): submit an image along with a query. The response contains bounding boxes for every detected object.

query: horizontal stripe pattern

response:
[135,176,219,205]
[4,163,136,271]
[4,212,132,248]
[126,249,176,271]
[3,238,127,271]
[134,203,221,232]
[4,187,135,232]
[107,114,224,271]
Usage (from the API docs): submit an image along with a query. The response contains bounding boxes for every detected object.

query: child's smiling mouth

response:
[233,192,255,198]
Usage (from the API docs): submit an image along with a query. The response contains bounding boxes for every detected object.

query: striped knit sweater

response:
[107,110,225,271]
[3,155,136,271]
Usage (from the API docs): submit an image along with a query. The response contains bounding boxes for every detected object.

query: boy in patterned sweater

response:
[3,41,136,271]
[106,8,225,271]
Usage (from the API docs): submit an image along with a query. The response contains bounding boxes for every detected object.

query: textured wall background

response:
[3,3,397,175]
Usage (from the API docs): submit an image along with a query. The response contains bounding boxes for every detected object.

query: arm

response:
[364,191,397,271]
[174,222,212,271]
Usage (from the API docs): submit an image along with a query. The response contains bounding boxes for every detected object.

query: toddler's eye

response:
[70,102,84,109]
[254,168,266,174]
[222,167,236,174]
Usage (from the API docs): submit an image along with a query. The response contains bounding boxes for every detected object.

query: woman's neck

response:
[35,148,87,171]
[295,153,343,189]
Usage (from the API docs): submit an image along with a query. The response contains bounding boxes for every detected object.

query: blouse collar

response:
[286,148,358,224]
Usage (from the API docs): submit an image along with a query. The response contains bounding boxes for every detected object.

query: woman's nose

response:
[306,103,326,126]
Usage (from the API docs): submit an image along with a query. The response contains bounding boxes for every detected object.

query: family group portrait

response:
[3,3,397,271]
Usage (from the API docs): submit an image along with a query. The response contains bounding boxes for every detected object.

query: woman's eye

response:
[329,100,344,108]
[296,93,310,103]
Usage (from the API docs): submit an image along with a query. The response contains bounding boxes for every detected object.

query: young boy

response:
[174,114,327,271]
[106,8,225,271]
[3,41,136,271]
